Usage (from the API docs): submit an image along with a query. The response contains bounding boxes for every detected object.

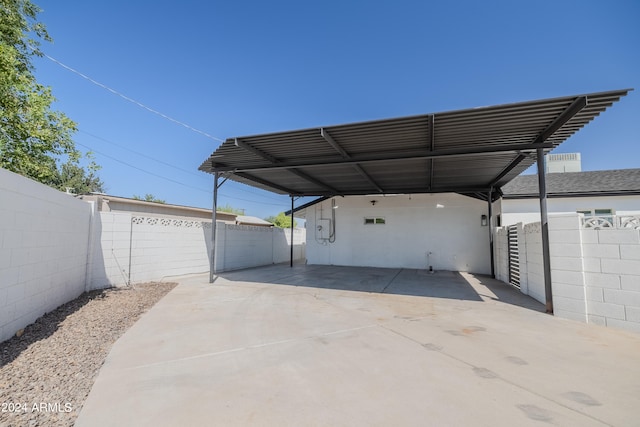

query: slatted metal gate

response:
[507,225,520,289]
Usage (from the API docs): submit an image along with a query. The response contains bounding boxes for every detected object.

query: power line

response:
[79,129,203,178]
[77,141,289,207]
[39,52,290,209]
[75,141,211,193]
[43,53,225,143]
[80,129,287,202]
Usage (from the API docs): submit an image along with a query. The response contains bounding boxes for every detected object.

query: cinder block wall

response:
[547,215,587,322]
[129,216,212,283]
[219,225,306,272]
[496,213,640,333]
[582,228,640,332]
[0,169,91,342]
[1,168,307,342]
[90,214,307,285]
[88,211,133,289]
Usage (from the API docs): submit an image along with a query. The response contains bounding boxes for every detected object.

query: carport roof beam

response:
[211,141,556,174]
[235,137,339,195]
[321,128,384,193]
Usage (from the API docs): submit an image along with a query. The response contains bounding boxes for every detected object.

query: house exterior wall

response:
[305,194,492,274]
[0,168,91,342]
[501,195,640,226]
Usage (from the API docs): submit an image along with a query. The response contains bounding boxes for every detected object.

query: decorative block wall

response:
[1,168,306,341]
[495,213,640,333]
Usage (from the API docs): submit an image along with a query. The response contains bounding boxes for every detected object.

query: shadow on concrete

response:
[214,264,544,312]
[464,273,546,312]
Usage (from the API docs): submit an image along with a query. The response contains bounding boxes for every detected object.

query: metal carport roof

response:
[199,89,630,201]
[200,89,631,312]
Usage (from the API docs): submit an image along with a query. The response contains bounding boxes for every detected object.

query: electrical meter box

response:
[316,219,331,240]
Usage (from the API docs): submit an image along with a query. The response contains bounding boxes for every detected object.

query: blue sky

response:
[33,0,639,219]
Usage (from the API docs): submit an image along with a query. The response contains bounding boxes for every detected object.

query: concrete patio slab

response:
[76,265,640,426]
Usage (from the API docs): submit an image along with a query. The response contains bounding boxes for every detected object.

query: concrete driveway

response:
[76,265,640,426]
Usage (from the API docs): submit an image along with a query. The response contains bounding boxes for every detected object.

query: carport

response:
[200,89,630,314]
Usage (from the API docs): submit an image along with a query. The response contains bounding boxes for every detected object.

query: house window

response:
[578,208,614,224]
[577,208,614,217]
[364,217,385,225]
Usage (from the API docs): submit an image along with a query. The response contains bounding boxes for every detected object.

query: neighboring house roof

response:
[501,169,640,199]
[235,215,273,227]
[79,194,237,222]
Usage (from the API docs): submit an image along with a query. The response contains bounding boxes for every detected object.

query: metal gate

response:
[507,225,520,289]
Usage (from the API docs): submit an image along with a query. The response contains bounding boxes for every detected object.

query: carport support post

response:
[488,188,495,278]
[537,148,553,314]
[209,171,219,283]
[290,195,294,267]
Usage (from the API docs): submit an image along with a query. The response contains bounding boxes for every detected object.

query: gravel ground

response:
[0,282,176,427]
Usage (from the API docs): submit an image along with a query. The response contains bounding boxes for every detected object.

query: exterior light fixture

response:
[481,214,488,226]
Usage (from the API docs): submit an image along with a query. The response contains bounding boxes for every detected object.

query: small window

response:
[594,209,613,216]
[364,217,385,225]
[577,209,614,217]
[578,208,614,225]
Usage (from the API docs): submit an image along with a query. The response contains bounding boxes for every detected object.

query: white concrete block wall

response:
[1,168,306,343]
[272,228,306,265]
[220,224,273,271]
[582,227,640,333]
[498,212,640,333]
[220,225,306,272]
[128,216,212,282]
[1,169,91,342]
[88,211,133,289]
[547,215,587,322]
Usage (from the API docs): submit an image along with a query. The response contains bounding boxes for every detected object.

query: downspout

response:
[537,148,553,314]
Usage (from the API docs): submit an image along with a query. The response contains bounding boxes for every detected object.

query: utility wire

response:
[79,129,203,178]
[80,129,287,202]
[77,141,289,207]
[40,52,291,210]
[76,141,211,193]
[43,53,225,143]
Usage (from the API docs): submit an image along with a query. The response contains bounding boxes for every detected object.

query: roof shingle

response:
[501,169,640,198]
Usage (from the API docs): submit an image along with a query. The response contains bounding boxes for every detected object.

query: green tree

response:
[217,203,244,215]
[0,0,94,186]
[52,153,105,194]
[132,194,166,204]
[265,212,297,228]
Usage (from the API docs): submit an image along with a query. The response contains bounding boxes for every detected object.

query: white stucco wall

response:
[305,194,492,274]
[501,195,640,226]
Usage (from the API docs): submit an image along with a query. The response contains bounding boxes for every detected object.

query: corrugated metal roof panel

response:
[200,89,631,198]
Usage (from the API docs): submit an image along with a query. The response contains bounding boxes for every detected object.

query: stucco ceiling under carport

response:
[199,89,630,202]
